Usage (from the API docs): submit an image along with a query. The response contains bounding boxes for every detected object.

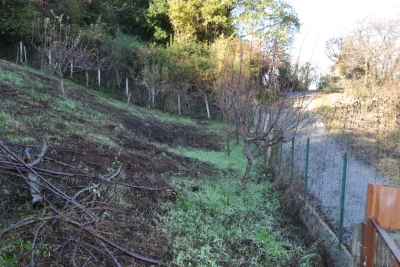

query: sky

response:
[288,0,400,74]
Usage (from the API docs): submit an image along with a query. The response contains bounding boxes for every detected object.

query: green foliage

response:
[277,59,299,91]
[0,112,12,131]
[173,140,256,175]
[232,0,300,46]
[145,0,173,43]
[52,0,85,25]
[317,74,341,90]
[109,30,144,82]
[168,0,235,43]
[0,0,35,57]
[117,0,153,40]
[297,61,317,91]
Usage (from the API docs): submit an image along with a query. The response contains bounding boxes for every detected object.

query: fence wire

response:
[281,93,400,249]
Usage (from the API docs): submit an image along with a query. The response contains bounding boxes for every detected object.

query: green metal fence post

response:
[338,152,348,249]
[290,137,295,180]
[304,138,310,199]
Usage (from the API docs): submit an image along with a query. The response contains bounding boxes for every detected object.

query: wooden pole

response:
[20,41,23,63]
[98,68,101,88]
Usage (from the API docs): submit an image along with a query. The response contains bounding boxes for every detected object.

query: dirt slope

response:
[0,59,221,266]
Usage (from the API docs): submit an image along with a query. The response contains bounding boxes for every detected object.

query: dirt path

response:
[285,91,389,247]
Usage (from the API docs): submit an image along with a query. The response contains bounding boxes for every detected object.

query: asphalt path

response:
[283,91,389,247]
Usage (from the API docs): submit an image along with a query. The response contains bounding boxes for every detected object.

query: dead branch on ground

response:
[0,140,169,266]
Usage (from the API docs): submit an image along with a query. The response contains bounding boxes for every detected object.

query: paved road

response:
[283,91,389,246]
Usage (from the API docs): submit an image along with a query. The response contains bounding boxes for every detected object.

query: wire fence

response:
[278,93,400,250]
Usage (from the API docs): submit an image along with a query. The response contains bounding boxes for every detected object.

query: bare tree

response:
[326,14,400,96]
[215,45,310,187]
[137,46,168,109]
[32,12,109,98]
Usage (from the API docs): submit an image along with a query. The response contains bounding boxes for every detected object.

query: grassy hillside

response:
[0,60,322,266]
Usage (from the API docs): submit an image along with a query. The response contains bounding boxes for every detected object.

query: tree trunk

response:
[147,89,151,109]
[226,126,231,156]
[126,93,131,108]
[260,110,272,166]
[70,61,73,77]
[151,87,155,108]
[20,41,23,64]
[24,46,27,65]
[60,77,65,98]
[364,50,368,89]
[235,122,239,144]
[241,140,253,188]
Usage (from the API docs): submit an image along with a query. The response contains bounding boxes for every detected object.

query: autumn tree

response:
[167,0,234,43]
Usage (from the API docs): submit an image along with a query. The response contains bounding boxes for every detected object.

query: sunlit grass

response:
[157,136,319,266]
[171,141,262,178]
[158,168,307,266]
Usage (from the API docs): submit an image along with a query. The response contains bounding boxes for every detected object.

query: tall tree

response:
[232,0,300,45]
[326,15,400,96]
[145,0,173,44]
[212,37,308,188]
[0,0,35,57]
[167,0,234,43]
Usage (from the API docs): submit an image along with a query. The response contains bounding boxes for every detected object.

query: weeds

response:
[158,142,320,266]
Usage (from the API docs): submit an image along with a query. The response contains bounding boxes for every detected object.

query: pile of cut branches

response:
[0,140,171,266]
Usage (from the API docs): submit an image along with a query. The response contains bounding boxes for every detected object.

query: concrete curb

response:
[293,191,351,267]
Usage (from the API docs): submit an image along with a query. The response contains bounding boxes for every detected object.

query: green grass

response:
[158,142,319,266]
[172,141,252,174]
[0,233,50,267]
[158,175,297,266]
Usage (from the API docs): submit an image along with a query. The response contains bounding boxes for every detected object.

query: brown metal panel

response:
[365,183,400,230]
